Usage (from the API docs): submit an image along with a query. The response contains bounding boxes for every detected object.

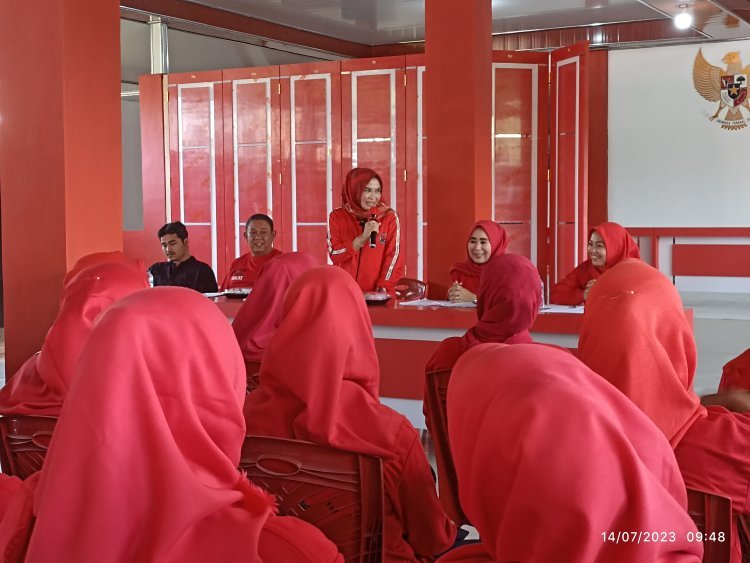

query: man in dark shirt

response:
[148,222,218,293]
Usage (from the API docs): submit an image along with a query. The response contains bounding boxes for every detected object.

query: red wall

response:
[0,0,122,374]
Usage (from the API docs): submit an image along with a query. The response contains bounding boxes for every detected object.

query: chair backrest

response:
[394,278,427,301]
[423,369,469,525]
[736,514,750,563]
[0,415,57,479]
[245,360,262,393]
[240,435,384,563]
[686,488,732,563]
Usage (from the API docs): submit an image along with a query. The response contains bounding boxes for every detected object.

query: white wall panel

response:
[609,39,750,227]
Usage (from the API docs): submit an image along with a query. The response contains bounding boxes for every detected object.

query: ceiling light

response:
[674,4,693,29]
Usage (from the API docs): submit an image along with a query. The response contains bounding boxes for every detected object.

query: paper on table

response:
[398,299,477,308]
[203,292,224,298]
[539,304,585,314]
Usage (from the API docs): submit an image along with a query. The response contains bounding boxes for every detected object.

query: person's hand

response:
[354,220,380,250]
[701,390,750,412]
[583,279,597,301]
[362,220,380,238]
[447,282,476,303]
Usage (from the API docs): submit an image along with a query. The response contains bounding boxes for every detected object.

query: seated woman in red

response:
[0,261,148,416]
[426,253,542,374]
[328,168,404,293]
[232,252,318,365]
[0,288,342,563]
[578,259,750,563]
[62,250,144,286]
[550,221,640,305]
[438,344,702,563]
[447,221,508,303]
[245,267,456,562]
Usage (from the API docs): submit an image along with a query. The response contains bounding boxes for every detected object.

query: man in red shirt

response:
[220,214,282,290]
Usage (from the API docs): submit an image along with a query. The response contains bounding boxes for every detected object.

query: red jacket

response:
[220,248,282,291]
[327,207,404,292]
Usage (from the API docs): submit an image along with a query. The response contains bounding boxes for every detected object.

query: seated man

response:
[220,213,283,290]
[149,222,218,293]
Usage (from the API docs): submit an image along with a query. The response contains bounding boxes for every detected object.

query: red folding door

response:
[550,42,590,287]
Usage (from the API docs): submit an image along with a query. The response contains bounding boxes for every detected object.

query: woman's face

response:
[587,231,607,267]
[360,178,382,211]
[468,228,492,264]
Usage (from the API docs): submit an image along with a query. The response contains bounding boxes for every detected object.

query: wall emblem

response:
[693,49,750,130]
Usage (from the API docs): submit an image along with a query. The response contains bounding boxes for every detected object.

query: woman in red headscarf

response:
[438,343,702,563]
[426,254,542,374]
[447,221,508,303]
[424,254,542,521]
[233,252,318,365]
[63,250,144,286]
[245,267,456,562]
[328,168,404,293]
[0,261,149,417]
[578,259,750,563]
[0,288,342,563]
[550,221,640,305]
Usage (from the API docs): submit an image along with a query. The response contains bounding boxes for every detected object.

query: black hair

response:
[245,214,274,232]
[157,221,188,241]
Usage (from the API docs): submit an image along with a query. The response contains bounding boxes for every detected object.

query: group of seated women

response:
[0,254,345,561]
[417,219,750,561]
[1,187,748,561]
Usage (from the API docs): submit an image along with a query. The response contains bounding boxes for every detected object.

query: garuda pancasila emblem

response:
[693,49,750,130]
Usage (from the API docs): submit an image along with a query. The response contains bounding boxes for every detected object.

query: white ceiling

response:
[181,0,669,44]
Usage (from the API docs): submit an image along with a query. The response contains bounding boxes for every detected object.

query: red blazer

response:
[328,208,404,292]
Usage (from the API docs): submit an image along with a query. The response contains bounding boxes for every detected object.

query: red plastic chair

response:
[240,435,384,563]
[737,514,750,562]
[423,369,469,525]
[245,360,262,393]
[686,488,732,563]
[394,278,427,302]
[0,415,57,479]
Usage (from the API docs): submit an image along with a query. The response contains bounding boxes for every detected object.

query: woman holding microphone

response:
[328,167,404,293]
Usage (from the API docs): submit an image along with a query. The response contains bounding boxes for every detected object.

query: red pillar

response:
[424,0,493,297]
[0,0,123,374]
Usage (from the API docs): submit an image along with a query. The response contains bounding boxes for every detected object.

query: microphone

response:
[369,214,377,248]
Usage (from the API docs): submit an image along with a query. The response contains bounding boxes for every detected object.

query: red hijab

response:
[578,259,706,446]
[0,262,149,416]
[587,221,641,279]
[449,221,508,293]
[244,266,403,458]
[446,343,702,562]
[341,167,391,220]
[63,251,144,286]
[233,252,318,363]
[461,253,542,350]
[20,287,275,562]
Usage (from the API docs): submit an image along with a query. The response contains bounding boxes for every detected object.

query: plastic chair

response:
[394,278,427,301]
[245,360,262,393]
[686,488,732,563]
[737,514,750,563]
[0,415,57,479]
[240,435,384,563]
[423,369,469,526]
